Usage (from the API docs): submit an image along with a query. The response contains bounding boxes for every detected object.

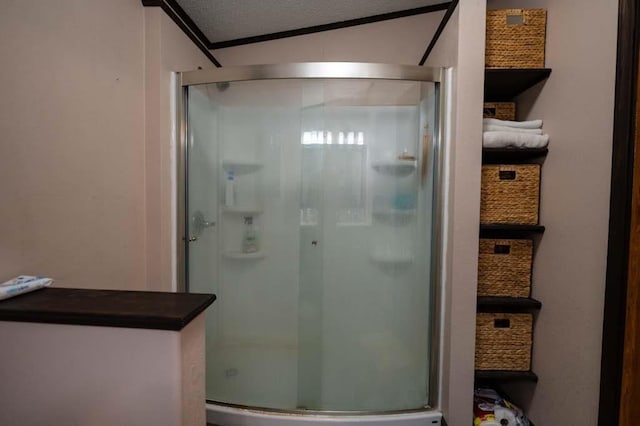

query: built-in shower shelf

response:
[222,206,263,216]
[222,160,263,175]
[369,251,414,265]
[372,208,416,223]
[222,251,266,260]
[371,160,417,177]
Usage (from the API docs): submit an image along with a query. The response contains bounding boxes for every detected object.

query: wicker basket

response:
[478,239,532,297]
[475,313,533,371]
[486,9,547,68]
[483,102,516,120]
[480,164,540,225]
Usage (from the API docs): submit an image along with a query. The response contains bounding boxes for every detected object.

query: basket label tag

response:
[506,14,524,25]
[499,170,516,180]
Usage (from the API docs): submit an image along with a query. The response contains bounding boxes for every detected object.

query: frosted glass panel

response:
[186,78,437,412]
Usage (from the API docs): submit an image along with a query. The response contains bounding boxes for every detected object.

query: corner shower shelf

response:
[222,206,263,216]
[372,208,416,223]
[222,160,263,175]
[222,251,266,260]
[371,160,417,177]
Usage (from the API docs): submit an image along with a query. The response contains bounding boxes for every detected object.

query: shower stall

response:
[178,63,447,425]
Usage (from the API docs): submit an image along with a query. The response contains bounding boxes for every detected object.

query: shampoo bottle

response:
[242,216,259,253]
[225,171,235,207]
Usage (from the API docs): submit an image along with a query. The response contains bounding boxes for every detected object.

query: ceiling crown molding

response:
[142,0,222,67]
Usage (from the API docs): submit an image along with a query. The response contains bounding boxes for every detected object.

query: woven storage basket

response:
[486,9,547,68]
[478,239,533,297]
[480,164,540,225]
[475,313,533,371]
[483,102,516,120]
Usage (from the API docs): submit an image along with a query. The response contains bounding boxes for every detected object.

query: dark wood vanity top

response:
[0,288,216,331]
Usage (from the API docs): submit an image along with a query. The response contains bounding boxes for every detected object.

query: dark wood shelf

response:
[484,68,552,101]
[477,296,542,313]
[482,147,548,164]
[475,370,539,383]
[480,224,545,238]
[0,288,216,331]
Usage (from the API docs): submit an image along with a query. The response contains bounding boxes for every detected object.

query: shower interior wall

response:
[187,80,437,411]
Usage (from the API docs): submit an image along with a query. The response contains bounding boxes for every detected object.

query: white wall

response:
[0,0,211,291]
[486,1,618,425]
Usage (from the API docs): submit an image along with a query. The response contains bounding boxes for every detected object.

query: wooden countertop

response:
[0,288,216,331]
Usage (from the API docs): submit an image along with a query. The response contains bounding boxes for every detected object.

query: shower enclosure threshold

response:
[206,402,442,426]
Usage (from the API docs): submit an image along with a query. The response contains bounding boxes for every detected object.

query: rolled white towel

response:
[483,118,543,129]
[0,275,53,300]
[483,124,543,134]
[483,131,549,148]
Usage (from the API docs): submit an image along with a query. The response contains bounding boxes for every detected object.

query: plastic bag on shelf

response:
[474,387,530,426]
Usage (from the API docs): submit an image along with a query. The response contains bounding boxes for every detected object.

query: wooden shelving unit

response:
[475,69,552,425]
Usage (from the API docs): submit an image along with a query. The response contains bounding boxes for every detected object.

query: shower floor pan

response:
[206,403,442,426]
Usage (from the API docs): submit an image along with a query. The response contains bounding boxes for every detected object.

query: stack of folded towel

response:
[483,118,549,148]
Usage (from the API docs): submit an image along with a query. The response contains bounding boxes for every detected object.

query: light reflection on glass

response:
[302,130,365,145]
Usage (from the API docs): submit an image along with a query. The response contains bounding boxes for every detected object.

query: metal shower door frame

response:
[175,62,449,413]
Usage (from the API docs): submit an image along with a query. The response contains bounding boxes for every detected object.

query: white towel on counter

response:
[483,131,549,148]
[0,275,53,301]
[483,118,543,129]
[483,124,543,134]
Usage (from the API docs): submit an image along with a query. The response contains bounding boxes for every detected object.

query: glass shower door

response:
[296,80,436,411]
[185,75,439,413]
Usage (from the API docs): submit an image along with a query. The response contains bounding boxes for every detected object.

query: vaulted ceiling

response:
[173,0,451,49]
[147,0,456,66]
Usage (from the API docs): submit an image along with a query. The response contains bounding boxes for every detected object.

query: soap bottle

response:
[242,216,259,253]
[225,171,235,207]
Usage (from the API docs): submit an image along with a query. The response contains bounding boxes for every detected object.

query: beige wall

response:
[487,1,618,425]
[213,11,445,65]
[0,0,210,291]
[426,3,486,425]
[144,9,212,291]
[0,315,205,425]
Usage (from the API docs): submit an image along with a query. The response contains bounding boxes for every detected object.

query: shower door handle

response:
[421,126,430,185]
[188,210,215,244]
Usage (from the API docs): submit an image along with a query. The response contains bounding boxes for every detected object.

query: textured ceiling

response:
[175,0,447,44]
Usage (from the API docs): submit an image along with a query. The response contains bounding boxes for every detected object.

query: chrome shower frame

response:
[176,62,449,414]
